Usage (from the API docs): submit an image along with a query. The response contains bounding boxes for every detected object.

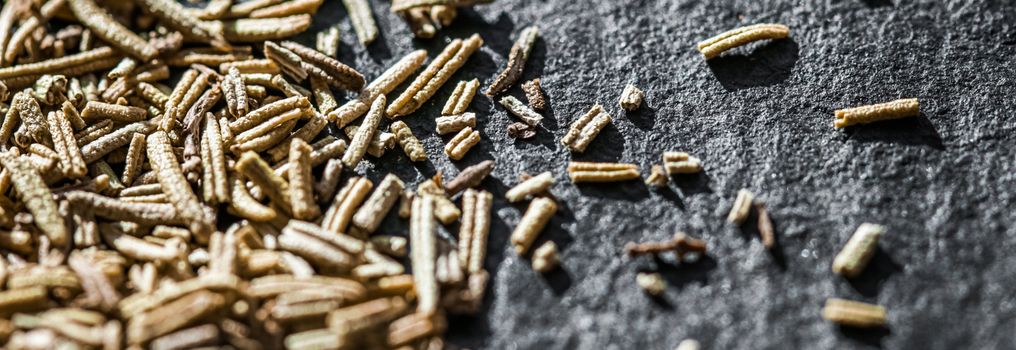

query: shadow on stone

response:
[534,200,576,295]
[542,265,573,296]
[847,247,903,297]
[570,122,625,162]
[653,254,717,289]
[364,25,394,62]
[576,179,650,201]
[839,325,891,349]
[766,228,788,271]
[624,101,657,130]
[706,38,800,91]
[844,114,944,150]
[671,171,713,195]
[453,10,517,54]
[654,186,687,211]
[861,0,894,8]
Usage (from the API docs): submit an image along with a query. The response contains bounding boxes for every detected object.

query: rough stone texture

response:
[309,0,1016,349]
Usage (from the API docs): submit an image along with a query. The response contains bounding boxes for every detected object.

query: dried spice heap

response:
[0,1,501,348]
[0,0,913,347]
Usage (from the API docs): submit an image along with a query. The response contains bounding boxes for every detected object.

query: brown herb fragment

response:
[624,232,707,260]
[444,160,494,196]
[281,40,365,91]
[263,41,308,82]
[314,159,343,204]
[507,122,536,139]
[486,26,539,96]
[522,78,546,110]
[755,202,776,249]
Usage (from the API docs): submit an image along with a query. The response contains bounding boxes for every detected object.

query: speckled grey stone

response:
[306,0,1016,349]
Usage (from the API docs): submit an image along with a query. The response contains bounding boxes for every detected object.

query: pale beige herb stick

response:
[321,177,374,235]
[644,164,668,188]
[343,0,379,44]
[618,84,644,111]
[662,151,702,174]
[459,189,493,274]
[436,112,477,135]
[532,241,560,273]
[387,34,483,118]
[442,79,480,115]
[834,98,919,128]
[697,23,791,59]
[343,95,386,168]
[330,50,428,127]
[390,121,427,162]
[510,197,557,254]
[562,104,612,153]
[444,126,480,160]
[822,298,887,328]
[505,171,554,203]
[832,223,885,277]
[567,162,640,183]
[726,189,754,225]
[316,25,340,57]
[636,272,666,296]
[411,195,439,316]
[351,174,405,235]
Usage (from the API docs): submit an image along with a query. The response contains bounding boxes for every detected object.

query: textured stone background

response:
[306,0,1016,349]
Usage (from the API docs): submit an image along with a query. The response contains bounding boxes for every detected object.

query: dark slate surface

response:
[307,0,1016,349]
